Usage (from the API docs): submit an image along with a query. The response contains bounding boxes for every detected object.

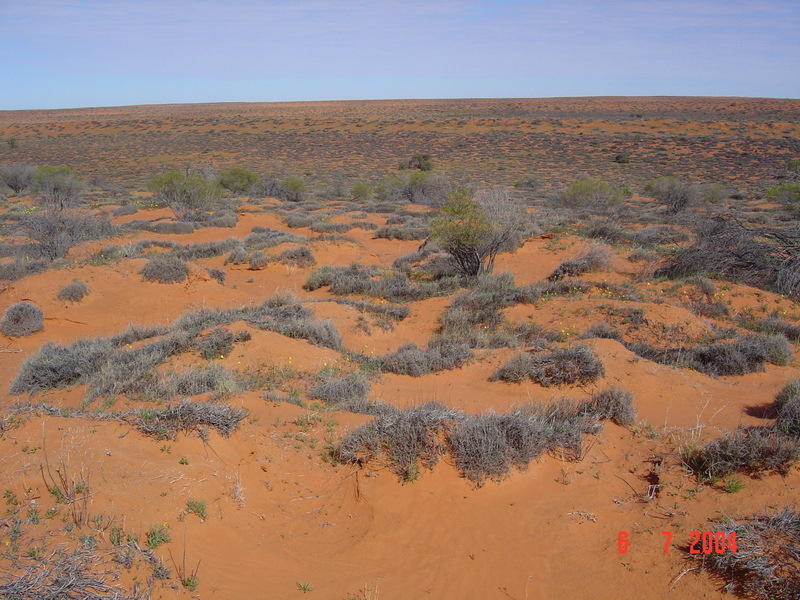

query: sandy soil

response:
[1,97,799,599]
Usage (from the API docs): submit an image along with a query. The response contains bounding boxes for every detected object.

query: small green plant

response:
[297,581,314,593]
[146,523,171,548]
[27,504,40,524]
[179,456,189,465]
[182,574,200,592]
[185,499,208,520]
[110,526,124,546]
[4,490,19,506]
[402,464,420,484]
[723,475,744,493]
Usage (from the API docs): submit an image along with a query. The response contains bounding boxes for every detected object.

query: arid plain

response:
[0,97,799,599]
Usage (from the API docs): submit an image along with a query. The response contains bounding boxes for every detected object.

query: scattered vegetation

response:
[336,387,634,485]
[626,334,790,377]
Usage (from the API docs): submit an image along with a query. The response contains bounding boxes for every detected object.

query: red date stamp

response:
[618,531,737,554]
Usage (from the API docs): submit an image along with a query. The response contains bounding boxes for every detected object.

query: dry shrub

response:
[277,246,315,267]
[685,427,800,479]
[548,246,611,281]
[310,373,370,406]
[377,342,473,376]
[131,400,248,440]
[491,346,605,386]
[626,334,789,377]
[704,506,800,600]
[140,254,189,283]
[57,279,90,303]
[336,387,634,485]
[1,301,44,337]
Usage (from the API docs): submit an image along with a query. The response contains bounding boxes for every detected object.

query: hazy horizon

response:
[1,0,798,111]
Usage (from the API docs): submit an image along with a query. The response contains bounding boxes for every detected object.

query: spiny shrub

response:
[132,400,248,440]
[585,221,630,244]
[284,214,314,228]
[587,386,635,426]
[630,225,689,248]
[57,279,90,303]
[374,225,429,240]
[579,322,623,342]
[151,221,194,235]
[0,258,50,281]
[140,254,190,284]
[376,171,451,206]
[491,345,605,386]
[775,379,800,436]
[157,363,240,398]
[196,327,235,359]
[654,217,783,293]
[1,301,44,337]
[626,335,787,376]
[377,342,473,376]
[703,506,800,600]
[337,388,634,485]
[309,373,370,406]
[248,250,268,270]
[548,246,611,281]
[277,246,315,267]
[224,245,248,265]
[686,427,800,479]
[310,221,352,234]
[111,204,138,217]
[742,315,800,342]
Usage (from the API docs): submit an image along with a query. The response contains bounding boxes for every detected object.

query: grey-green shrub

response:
[140,255,190,284]
[1,301,44,337]
[57,279,90,303]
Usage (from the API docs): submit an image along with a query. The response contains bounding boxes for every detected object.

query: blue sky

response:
[0,0,797,110]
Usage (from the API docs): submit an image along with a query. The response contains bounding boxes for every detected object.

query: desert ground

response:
[0,97,799,599]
